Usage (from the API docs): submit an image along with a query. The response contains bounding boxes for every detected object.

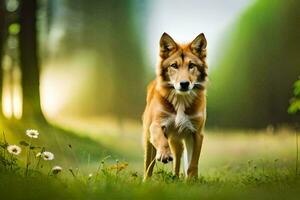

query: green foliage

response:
[293,79,300,97]
[8,23,20,35]
[288,77,300,114]
[207,0,300,128]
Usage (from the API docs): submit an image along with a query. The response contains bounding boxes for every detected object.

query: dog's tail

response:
[183,137,193,176]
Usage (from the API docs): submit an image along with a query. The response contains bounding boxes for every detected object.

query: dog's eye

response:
[189,63,197,69]
[170,63,178,69]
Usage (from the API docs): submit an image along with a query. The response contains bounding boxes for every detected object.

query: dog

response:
[143,32,208,180]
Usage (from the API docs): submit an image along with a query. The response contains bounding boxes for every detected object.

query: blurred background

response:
[0,0,300,172]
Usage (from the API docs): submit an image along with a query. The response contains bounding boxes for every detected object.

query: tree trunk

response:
[0,0,5,117]
[19,0,44,120]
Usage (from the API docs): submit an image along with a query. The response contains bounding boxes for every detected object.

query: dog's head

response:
[157,32,208,95]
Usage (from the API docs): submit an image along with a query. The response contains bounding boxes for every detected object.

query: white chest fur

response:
[160,109,203,133]
[160,90,203,133]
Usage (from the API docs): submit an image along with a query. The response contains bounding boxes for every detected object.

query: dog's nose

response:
[180,81,190,91]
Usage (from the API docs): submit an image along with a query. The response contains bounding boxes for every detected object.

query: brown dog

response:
[143,32,208,180]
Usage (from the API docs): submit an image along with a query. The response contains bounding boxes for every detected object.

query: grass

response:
[0,116,300,200]
[1,159,300,200]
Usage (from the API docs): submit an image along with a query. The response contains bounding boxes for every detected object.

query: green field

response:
[0,118,299,200]
[1,0,300,199]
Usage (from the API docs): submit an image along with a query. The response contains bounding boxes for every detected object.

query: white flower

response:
[52,166,62,174]
[7,145,22,155]
[42,151,54,160]
[26,129,39,138]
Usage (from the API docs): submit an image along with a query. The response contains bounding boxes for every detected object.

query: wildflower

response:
[88,173,93,178]
[42,151,54,161]
[109,162,128,172]
[7,145,22,155]
[52,166,62,174]
[26,129,39,139]
[36,152,42,157]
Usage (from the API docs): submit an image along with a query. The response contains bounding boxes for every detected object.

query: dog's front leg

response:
[149,122,173,163]
[187,132,204,178]
[144,139,156,180]
[169,138,183,177]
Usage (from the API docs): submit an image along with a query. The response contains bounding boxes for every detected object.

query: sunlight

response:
[40,66,67,119]
[2,85,13,119]
[2,75,23,119]
[1,55,23,119]
[40,62,84,119]
[40,53,99,120]
[2,55,13,119]
[12,68,22,119]
[13,81,23,119]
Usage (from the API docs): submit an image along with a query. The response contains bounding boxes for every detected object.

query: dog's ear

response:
[160,32,177,59]
[190,33,207,58]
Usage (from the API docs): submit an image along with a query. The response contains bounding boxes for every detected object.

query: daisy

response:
[42,151,54,161]
[7,145,22,155]
[52,166,62,174]
[26,129,39,139]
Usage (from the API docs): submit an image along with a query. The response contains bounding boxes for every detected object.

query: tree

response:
[48,0,147,119]
[0,0,5,117]
[19,0,44,120]
[207,0,300,128]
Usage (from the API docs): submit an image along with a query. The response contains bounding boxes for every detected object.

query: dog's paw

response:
[156,148,173,164]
